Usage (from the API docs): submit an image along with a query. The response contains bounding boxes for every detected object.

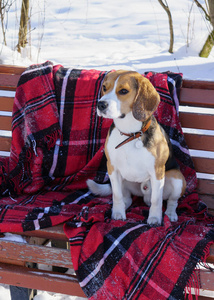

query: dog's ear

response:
[132,75,160,122]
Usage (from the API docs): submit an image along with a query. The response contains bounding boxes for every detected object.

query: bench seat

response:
[0,65,213,299]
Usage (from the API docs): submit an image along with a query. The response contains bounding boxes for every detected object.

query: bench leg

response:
[9,286,37,300]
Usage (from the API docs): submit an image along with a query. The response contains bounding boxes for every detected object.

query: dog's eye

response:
[119,89,129,95]
[103,85,107,92]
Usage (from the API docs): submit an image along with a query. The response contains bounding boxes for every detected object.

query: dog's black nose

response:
[98,101,108,112]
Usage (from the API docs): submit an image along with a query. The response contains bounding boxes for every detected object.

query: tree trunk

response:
[158,0,174,53]
[17,0,29,53]
[0,4,7,46]
[199,29,214,57]
[196,0,214,57]
[208,0,214,27]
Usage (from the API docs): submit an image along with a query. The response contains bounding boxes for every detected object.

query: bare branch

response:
[193,0,210,21]
[157,0,174,53]
[0,0,14,46]
[208,0,214,28]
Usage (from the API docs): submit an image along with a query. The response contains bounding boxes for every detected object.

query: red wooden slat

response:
[199,269,214,291]
[182,79,214,90]
[0,74,21,90]
[0,240,73,269]
[0,136,11,152]
[0,65,25,75]
[0,263,85,297]
[192,157,214,174]
[0,116,12,130]
[184,133,214,152]
[0,97,14,111]
[179,112,214,130]
[197,179,214,196]
[180,88,214,108]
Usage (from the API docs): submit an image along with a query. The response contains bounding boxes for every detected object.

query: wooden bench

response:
[0,65,213,299]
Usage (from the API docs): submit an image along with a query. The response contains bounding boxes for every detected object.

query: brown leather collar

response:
[115,119,151,149]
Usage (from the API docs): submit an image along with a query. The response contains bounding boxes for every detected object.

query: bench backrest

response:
[0,65,213,213]
[0,65,25,155]
[179,80,214,214]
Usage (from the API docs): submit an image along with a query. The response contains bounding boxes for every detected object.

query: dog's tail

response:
[87,179,112,196]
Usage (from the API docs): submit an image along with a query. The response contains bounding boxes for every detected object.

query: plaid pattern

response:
[65,217,213,300]
[0,62,213,299]
[0,61,111,195]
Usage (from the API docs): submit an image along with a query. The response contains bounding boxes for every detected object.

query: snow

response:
[0,0,214,299]
[0,284,86,300]
[0,233,27,243]
[1,0,214,80]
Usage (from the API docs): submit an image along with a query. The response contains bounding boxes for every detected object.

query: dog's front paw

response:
[165,210,178,222]
[112,209,126,221]
[147,216,161,226]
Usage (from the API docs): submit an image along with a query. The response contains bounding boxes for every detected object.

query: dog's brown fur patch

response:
[146,120,169,180]
[165,169,186,196]
[104,133,114,175]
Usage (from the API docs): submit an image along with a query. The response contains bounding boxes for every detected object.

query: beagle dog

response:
[87,70,186,225]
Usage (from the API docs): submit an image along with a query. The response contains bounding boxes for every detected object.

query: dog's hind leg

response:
[164,170,186,222]
[165,199,178,222]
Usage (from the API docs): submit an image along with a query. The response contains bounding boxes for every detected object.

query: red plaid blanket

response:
[0,61,213,299]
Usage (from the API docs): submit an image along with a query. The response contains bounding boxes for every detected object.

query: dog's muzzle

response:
[97,100,125,119]
[98,101,108,113]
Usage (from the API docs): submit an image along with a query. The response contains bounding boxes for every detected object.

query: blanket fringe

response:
[44,129,62,150]
[198,241,214,272]
[185,240,214,300]
[185,269,200,300]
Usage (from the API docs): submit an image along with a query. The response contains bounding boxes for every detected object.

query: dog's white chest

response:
[107,129,155,182]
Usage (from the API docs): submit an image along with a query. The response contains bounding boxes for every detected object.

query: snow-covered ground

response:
[1,0,214,80]
[0,283,87,300]
[0,0,214,299]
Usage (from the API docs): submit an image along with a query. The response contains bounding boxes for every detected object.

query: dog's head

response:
[97,70,160,122]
